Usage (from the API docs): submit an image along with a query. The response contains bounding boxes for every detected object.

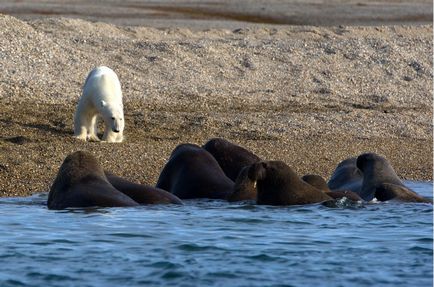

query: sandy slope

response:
[0,14,432,197]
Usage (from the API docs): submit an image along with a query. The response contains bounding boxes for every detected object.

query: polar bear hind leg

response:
[73,107,89,141]
[87,115,100,142]
[74,103,100,142]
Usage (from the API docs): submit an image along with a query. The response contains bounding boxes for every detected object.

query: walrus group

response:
[47,138,431,209]
[47,67,431,209]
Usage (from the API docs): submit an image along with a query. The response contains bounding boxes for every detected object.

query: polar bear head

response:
[100,100,124,133]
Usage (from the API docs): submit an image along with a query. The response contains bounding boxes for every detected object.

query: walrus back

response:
[48,151,138,209]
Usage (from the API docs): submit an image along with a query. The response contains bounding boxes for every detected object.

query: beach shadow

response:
[23,123,72,136]
[0,118,72,137]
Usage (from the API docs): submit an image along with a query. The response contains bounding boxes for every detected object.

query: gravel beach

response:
[0,2,432,197]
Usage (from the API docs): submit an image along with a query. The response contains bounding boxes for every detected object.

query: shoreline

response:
[0,14,432,197]
[0,100,431,198]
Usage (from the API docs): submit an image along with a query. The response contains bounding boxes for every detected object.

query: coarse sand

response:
[0,13,432,197]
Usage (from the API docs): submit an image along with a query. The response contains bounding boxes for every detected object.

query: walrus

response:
[374,183,432,203]
[248,161,332,205]
[327,157,363,194]
[302,174,331,192]
[227,166,257,202]
[302,174,363,202]
[48,151,139,210]
[105,172,183,205]
[203,138,260,181]
[156,144,234,199]
[356,152,431,203]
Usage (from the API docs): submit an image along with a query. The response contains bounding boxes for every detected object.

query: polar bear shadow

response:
[74,66,125,143]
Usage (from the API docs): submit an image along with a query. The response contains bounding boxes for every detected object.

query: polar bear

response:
[74,66,124,143]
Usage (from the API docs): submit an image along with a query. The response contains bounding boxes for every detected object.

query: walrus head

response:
[58,151,106,183]
[248,161,295,189]
[356,153,381,171]
[356,152,396,176]
[228,166,257,202]
[356,152,404,201]
[250,161,332,205]
[47,151,108,208]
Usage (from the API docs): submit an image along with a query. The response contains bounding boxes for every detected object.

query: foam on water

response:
[0,181,432,287]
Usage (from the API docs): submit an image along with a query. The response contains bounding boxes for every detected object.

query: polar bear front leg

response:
[102,130,118,143]
[102,122,117,143]
[102,127,123,143]
[115,132,124,143]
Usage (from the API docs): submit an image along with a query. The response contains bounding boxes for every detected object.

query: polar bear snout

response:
[111,116,123,133]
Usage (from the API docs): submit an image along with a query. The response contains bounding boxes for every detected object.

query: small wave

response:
[177,243,225,252]
[107,232,154,239]
[322,197,365,209]
[0,193,47,206]
[246,253,284,263]
[25,272,77,282]
[206,271,238,279]
[148,261,181,269]
[415,237,433,243]
[408,246,433,252]
[31,239,78,246]
[161,270,192,280]
[224,217,266,224]
[1,279,27,287]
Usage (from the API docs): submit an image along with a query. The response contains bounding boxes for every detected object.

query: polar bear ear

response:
[100,100,106,107]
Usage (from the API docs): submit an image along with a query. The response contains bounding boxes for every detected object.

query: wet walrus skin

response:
[203,138,261,182]
[249,161,332,206]
[227,165,257,202]
[48,151,139,210]
[156,144,234,199]
[374,183,432,203]
[327,157,363,195]
[302,174,363,202]
[356,153,432,203]
[105,172,183,205]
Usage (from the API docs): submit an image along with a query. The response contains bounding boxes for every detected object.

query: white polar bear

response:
[74,66,125,143]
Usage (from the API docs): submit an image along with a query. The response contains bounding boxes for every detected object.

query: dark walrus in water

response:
[227,165,258,202]
[248,161,332,205]
[156,144,234,199]
[105,172,183,205]
[356,152,431,203]
[302,174,363,202]
[327,157,363,195]
[48,151,139,210]
[203,138,260,201]
[203,138,261,181]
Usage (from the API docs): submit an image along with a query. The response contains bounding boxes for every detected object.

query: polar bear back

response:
[83,66,123,107]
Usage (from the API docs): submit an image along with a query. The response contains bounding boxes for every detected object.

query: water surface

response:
[0,181,432,287]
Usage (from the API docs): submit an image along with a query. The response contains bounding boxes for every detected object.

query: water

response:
[0,181,432,287]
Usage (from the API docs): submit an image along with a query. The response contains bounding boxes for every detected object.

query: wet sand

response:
[0,2,432,197]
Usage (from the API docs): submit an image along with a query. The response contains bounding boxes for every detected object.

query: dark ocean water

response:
[0,181,432,287]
